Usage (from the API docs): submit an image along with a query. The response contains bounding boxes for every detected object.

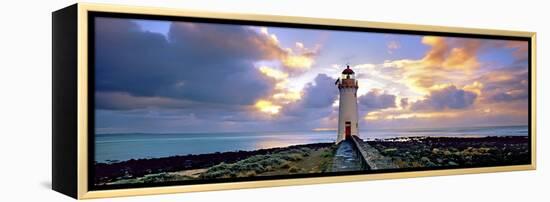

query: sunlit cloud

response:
[423,36,482,72]
[281,42,320,70]
[366,36,485,96]
[365,111,382,120]
[257,27,319,71]
[259,66,288,80]
[255,100,281,115]
[312,127,337,131]
[390,112,459,120]
[252,27,325,116]
[272,91,301,103]
[328,35,527,129]
[258,27,280,45]
[463,81,484,95]
[257,65,302,107]
[282,55,314,69]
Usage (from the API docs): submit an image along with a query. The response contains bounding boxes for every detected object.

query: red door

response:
[345,122,351,139]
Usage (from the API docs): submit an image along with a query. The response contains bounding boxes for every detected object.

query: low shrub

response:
[288,166,299,173]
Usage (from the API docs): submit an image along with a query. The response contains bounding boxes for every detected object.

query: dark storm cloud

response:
[490,90,528,102]
[299,74,339,108]
[480,70,529,103]
[412,85,477,111]
[95,92,192,110]
[358,89,397,112]
[282,74,338,120]
[94,17,282,109]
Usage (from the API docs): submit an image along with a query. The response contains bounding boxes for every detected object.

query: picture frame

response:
[52,3,536,199]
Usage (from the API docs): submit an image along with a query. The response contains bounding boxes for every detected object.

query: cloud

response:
[279,74,338,122]
[481,70,529,102]
[387,40,400,54]
[358,37,528,129]
[411,85,477,111]
[258,66,288,80]
[421,36,481,71]
[388,37,529,105]
[254,100,282,115]
[358,89,397,112]
[400,98,409,109]
[497,40,529,62]
[95,108,253,133]
[258,28,320,72]
[95,91,253,115]
[94,18,325,131]
[378,36,487,94]
[298,74,339,108]
[93,18,530,132]
[490,90,528,102]
[463,81,484,95]
[95,92,192,110]
[95,17,286,108]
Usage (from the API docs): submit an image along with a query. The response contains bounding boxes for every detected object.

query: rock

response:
[448,161,459,166]
[420,157,437,167]
[420,157,431,162]
[425,161,437,167]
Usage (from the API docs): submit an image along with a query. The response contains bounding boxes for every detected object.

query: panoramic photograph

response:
[93,16,530,187]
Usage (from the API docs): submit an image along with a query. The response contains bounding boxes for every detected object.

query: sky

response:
[94,17,529,134]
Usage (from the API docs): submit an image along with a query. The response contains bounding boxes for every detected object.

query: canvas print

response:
[92,16,530,188]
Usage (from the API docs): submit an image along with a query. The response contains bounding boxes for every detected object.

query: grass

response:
[105,144,337,184]
[200,146,336,179]
[318,145,337,172]
[108,172,194,185]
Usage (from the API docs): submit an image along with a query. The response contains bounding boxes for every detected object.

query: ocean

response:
[95,125,528,162]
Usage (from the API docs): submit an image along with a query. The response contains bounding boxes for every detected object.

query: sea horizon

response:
[96,124,528,136]
[95,124,528,163]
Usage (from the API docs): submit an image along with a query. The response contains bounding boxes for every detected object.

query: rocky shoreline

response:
[368,136,530,168]
[94,136,530,186]
[94,142,333,185]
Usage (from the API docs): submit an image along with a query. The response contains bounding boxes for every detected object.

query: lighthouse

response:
[335,65,359,144]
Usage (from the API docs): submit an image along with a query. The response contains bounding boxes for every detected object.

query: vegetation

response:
[98,136,529,186]
[109,173,194,185]
[369,136,530,168]
[94,143,333,186]
[200,147,315,179]
[97,143,335,185]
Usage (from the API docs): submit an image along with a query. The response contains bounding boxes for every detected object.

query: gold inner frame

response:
[75,3,537,199]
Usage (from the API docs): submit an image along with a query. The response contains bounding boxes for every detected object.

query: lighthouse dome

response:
[342,65,354,74]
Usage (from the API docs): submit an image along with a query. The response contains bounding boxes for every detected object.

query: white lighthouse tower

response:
[335,65,359,144]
